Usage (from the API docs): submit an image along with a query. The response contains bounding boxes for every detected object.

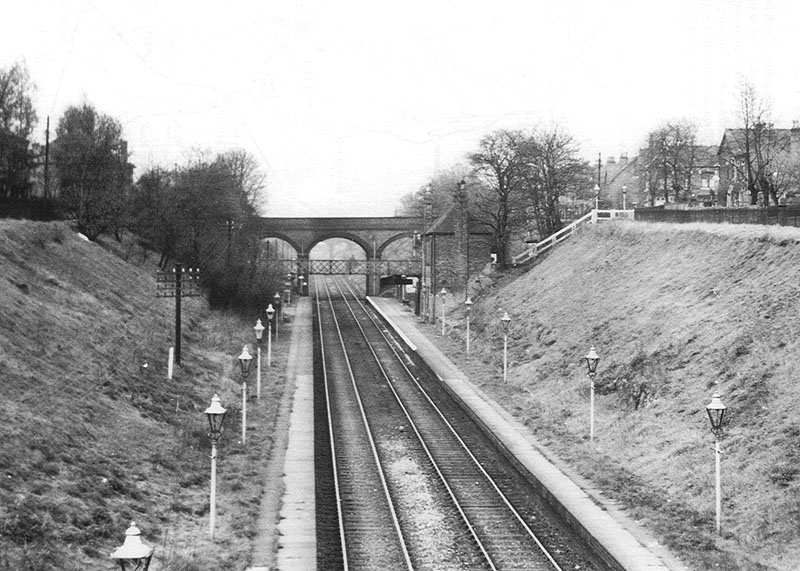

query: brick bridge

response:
[249,216,424,294]
[250,212,493,301]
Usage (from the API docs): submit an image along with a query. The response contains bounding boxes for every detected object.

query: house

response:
[600,154,639,209]
[717,123,800,206]
[636,144,719,207]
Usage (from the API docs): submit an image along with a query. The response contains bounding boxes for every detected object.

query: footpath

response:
[248,297,315,571]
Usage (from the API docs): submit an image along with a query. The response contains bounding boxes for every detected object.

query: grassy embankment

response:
[0,220,289,571]
[427,220,800,571]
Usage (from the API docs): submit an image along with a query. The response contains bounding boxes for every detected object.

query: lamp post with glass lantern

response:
[238,346,252,446]
[439,288,448,335]
[585,346,600,441]
[273,292,281,343]
[204,394,227,540]
[110,521,154,570]
[254,319,265,400]
[706,393,727,534]
[501,311,511,383]
[594,184,600,210]
[622,184,628,210]
[464,297,473,354]
[266,304,275,367]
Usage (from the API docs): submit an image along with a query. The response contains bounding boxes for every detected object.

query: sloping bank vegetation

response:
[433,221,800,571]
[0,220,289,570]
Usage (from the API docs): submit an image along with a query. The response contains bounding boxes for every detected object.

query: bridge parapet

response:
[273,259,422,276]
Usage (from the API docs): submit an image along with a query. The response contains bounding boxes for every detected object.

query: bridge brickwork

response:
[248,216,424,294]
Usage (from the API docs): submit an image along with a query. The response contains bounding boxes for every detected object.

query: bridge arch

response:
[376,232,417,259]
[307,232,373,259]
[258,233,302,256]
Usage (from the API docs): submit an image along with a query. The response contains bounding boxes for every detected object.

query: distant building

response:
[600,153,639,209]
[717,123,800,206]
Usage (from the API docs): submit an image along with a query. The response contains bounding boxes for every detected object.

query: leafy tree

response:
[53,103,131,239]
[0,61,37,139]
[0,61,37,200]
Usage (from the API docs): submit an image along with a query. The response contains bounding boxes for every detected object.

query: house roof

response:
[718,127,795,157]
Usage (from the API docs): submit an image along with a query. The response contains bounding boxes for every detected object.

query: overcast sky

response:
[5,0,800,216]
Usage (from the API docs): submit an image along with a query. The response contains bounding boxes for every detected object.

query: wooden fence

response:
[634,206,800,228]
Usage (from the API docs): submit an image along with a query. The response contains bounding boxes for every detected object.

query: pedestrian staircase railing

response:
[512,209,634,266]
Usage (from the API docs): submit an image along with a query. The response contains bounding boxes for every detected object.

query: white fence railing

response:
[511,209,633,266]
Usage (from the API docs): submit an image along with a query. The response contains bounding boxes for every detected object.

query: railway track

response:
[314,275,613,571]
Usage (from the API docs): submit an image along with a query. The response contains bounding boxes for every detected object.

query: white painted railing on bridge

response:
[512,209,634,266]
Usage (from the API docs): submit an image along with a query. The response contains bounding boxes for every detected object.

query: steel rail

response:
[335,276,565,571]
[318,276,415,571]
[312,281,349,570]
[330,276,497,569]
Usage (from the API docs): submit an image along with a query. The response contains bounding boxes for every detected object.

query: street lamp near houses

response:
[594,184,600,210]
[622,185,628,210]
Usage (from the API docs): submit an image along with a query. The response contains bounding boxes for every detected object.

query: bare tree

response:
[642,120,698,205]
[468,130,528,268]
[519,127,590,238]
[217,149,266,214]
[723,82,789,205]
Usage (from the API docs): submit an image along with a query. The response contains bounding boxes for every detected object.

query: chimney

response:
[619,153,628,165]
[793,120,800,130]
[606,156,616,165]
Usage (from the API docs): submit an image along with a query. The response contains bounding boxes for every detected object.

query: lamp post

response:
[254,319,265,400]
[464,297,473,354]
[204,394,227,540]
[585,346,600,441]
[299,274,305,296]
[266,304,275,367]
[111,521,154,570]
[273,292,281,343]
[501,311,511,383]
[238,346,252,446]
[706,393,727,534]
[622,185,628,210]
[594,184,600,210]
[439,288,448,335]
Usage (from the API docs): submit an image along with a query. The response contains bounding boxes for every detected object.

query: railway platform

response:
[368,296,690,571]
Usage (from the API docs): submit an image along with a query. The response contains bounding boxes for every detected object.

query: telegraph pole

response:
[157,263,202,366]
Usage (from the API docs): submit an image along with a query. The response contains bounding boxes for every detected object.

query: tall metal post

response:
[589,371,596,441]
[503,333,508,383]
[715,435,722,533]
[209,440,218,539]
[174,263,182,365]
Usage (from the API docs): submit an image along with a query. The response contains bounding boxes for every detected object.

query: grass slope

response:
[0,220,287,570]
[431,221,800,571]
